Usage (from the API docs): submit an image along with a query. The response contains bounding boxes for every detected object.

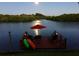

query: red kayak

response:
[19,32,36,49]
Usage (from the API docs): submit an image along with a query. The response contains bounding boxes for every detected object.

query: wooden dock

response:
[33,36,66,49]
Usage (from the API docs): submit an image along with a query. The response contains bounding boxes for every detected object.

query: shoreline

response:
[0,13,79,22]
[1,19,79,23]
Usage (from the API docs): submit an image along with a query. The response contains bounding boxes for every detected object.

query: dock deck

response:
[33,36,66,49]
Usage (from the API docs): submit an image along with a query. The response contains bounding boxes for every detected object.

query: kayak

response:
[20,31,66,49]
[19,32,36,49]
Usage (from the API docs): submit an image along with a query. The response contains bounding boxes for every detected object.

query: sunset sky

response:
[0,2,79,16]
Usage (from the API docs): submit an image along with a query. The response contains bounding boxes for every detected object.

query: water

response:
[0,19,79,51]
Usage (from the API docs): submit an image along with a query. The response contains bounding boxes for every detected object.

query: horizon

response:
[0,13,79,16]
[0,2,79,16]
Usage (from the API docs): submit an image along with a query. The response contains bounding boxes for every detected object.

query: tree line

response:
[0,13,79,22]
[46,14,79,22]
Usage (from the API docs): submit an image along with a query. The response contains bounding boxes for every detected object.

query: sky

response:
[0,2,79,16]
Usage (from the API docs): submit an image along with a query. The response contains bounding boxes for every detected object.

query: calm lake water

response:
[0,19,79,51]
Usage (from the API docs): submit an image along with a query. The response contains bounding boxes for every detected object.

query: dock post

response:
[8,32,13,52]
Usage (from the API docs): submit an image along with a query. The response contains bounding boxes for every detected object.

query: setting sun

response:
[34,2,39,5]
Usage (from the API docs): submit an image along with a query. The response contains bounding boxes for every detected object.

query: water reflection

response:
[33,20,42,25]
[32,20,42,35]
[1,20,79,50]
[33,29,40,35]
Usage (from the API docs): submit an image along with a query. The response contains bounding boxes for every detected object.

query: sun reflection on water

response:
[33,20,42,35]
[34,29,40,35]
[33,20,41,25]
